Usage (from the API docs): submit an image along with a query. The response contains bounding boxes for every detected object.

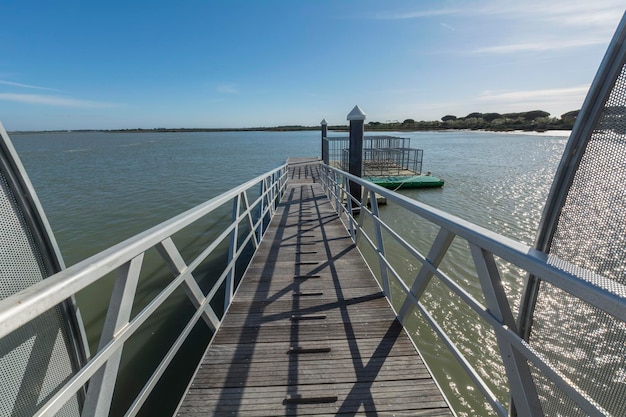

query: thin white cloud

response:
[368,1,622,55]
[0,79,61,92]
[472,38,609,54]
[0,93,121,108]
[368,8,459,20]
[217,84,239,94]
[440,22,456,31]
[368,0,622,24]
[468,1,622,55]
[477,85,590,105]
[471,0,623,23]
[543,10,622,28]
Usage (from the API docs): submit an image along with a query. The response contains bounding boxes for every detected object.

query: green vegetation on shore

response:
[358,109,580,133]
[9,109,580,134]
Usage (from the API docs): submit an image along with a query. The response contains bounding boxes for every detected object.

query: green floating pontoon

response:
[365,175,445,190]
[326,134,445,190]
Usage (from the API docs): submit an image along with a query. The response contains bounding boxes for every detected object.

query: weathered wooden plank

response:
[219,310,393,327]
[225,296,389,315]
[185,378,443,399]
[176,160,452,416]
[179,384,449,416]
[203,339,419,364]
[209,322,412,346]
[190,367,434,387]
[231,273,379,288]
[180,380,448,411]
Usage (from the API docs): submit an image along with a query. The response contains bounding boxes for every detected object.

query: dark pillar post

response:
[321,119,328,164]
[347,105,365,205]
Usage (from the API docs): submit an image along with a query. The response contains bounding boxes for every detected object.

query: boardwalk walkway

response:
[176,158,452,416]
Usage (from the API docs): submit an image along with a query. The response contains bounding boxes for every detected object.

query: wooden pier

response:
[176,158,452,416]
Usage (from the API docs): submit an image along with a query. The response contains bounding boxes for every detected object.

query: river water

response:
[11,129,568,416]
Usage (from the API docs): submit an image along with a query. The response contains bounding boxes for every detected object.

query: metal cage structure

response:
[325,136,349,170]
[324,135,423,177]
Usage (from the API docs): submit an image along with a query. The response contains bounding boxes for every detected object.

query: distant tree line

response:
[13,109,599,134]
[333,109,581,132]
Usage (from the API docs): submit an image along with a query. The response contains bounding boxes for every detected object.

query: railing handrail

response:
[0,163,288,417]
[0,164,286,339]
[322,165,626,321]
[319,163,625,417]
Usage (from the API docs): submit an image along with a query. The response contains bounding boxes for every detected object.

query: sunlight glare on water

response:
[356,130,567,416]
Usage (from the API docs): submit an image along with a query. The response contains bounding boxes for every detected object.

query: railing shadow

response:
[212,187,296,415]
[288,159,320,183]
[313,184,404,416]
[210,179,409,416]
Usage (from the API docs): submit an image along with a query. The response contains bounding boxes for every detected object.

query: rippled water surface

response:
[11,129,568,416]
[368,131,568,415]
[13,131,322,264]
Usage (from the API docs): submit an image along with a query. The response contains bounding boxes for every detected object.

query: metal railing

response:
[319,164,626,417]
[0,164,288,417]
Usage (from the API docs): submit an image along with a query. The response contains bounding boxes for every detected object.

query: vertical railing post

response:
[333,170,341,211]
[259,179,266,242]
[470,244,543,416]
[323,165,329,194]
[321,118,329,165]
[83,254,144,417]
[347,175,357,239]
[276,168,281,205]
[353,186,368,245]
[225,194,241,312]
[369,190,391,299]
[264,176,269,216]
[278,166,284,199]
[266,176,273,216]
[330,169,336,210]
[347,105,365,210]
[270,174,276,224]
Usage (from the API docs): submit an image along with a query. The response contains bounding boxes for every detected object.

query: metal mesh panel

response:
[0,168,80,416]
[528,61,626,416]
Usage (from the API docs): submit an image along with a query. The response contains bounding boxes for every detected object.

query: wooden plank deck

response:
[176,158,453,416]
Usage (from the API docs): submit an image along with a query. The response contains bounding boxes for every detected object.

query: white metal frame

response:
[320,164,626,417]
[0,164,288,417]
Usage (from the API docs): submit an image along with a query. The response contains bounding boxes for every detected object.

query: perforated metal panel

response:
[0,126,84,417]
[519,14,626,417]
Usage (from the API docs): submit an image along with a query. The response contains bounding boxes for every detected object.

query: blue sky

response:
[0,0,624,131]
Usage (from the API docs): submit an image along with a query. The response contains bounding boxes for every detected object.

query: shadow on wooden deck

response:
[177,175,451,416]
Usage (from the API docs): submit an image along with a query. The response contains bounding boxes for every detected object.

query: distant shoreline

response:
[8,125,573,135]
[8,126,321,134]
[7,109,580,134]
